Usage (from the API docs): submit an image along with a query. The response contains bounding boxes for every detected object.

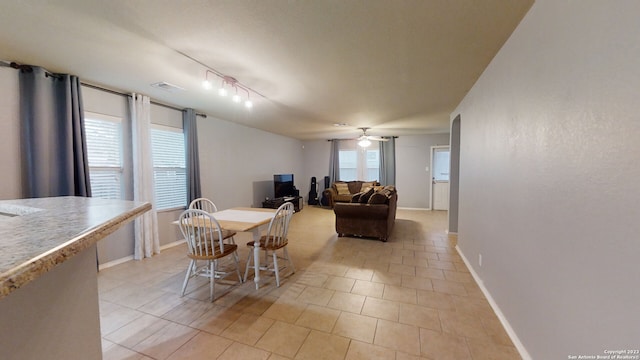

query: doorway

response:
[430,145,450,210]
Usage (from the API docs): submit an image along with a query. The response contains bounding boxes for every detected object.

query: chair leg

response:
[273,252,280,287]
[244,247,253,282]
[233,251,243,283]
[284,247,295,274]
[210,260,216,302]
[181,260,195,296]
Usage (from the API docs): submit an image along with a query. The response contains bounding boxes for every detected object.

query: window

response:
[84,112,123,199]
[338,141,380,181]
[151,124,187,210]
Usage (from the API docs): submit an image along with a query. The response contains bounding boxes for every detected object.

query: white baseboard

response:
[98,255,134,271]
[455,245,532,360]
[160,238,186,251]
[98,239,186,271]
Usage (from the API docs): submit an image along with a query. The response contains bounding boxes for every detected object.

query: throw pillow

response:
[359,187,375,203]
[335,183,350,195]
[360,181,375,191]
[368,192,388,204]
[351,191,364,203]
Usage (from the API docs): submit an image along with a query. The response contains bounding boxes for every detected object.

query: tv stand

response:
[262,196,302,212]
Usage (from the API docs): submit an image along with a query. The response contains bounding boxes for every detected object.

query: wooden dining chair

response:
[189,197,218,213]
[178,209,243,302]
[244,202,296,288]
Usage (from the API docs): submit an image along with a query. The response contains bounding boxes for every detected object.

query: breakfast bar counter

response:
[0,196,151,360]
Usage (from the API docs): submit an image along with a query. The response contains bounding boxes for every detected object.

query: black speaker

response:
[308,177,318,205]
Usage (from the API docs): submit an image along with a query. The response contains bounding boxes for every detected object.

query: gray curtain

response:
[328,139,340,184]
[19,66,91,198]
[183,108,201,203]
[379,137,396,185]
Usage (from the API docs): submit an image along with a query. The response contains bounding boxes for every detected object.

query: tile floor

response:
[99,206,521,360]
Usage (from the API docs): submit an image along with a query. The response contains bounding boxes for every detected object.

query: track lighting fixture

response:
[203,70,257,109]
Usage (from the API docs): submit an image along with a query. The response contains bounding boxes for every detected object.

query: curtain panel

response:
[19,66,91,198]
[379,137,396,186]
[130,94,160,259]
[183,108,201,203]
[328,139,340,184]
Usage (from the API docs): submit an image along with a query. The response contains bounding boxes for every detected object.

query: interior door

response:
[431,146,450,210]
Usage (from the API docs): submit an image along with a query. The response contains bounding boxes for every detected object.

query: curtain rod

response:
[80,82,207,117]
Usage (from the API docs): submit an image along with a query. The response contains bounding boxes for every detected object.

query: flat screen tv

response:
[274,174,294,198]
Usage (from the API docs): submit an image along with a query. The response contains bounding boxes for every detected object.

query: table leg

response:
[251,228,261,289]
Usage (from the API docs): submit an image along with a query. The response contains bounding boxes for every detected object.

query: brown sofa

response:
[333,185,397,242]
[323,180,380,208]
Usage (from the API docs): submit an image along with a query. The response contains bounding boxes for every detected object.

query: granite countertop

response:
[0,196,151,300]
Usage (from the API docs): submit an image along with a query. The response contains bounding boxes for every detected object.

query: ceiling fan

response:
[355,127,388,147]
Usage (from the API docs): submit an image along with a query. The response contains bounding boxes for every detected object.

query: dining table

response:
[174,207,277,289]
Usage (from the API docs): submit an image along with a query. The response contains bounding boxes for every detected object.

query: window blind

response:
[151,125,187,210]
[84,115,123,199]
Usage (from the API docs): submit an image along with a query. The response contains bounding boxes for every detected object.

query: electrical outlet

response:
[478,254,483,267]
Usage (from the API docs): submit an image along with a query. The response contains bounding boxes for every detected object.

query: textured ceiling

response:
[0,0,532,140]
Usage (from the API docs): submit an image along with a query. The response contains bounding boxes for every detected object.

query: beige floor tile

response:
[137,292,189,317]
[443,270,474,283]
[160,297,216,326]
[345,267,374,281]
[296,271,330,287]
[255,321,310,358]
[416,290,456,311]
[382,285,417,304]
[221,313,275,345]
[351,280,385,298]
[371,271,403,286]
[189,306,243,335]
[268,354,293,360]
[327,291,366,313]
[395,351,428,360]
[166,332,233,359]
[415,267,446,280]
[295,330,350,360]
[438,310,487,338]
[399,303,441,331]
[345,340,395,360]
[388,263,416,276]
[402,257,429,267]
[218,342,271,360]
[297,286,335,306]
[374,319,421,356]
[427,259,457,270]
[104,313,172,348]
[419,328,471,360]
[401,275,434,291]
[431,279,468,296]
[102,343,149,360]
[100,302,146,336]
[295,304,341,332]
[391,248,415,257]
[262,296,306,323]
[324,276,356,292]
[133,322,198,360]
[332,311,378,343]
[361,297,400,321]
[465,336,522,360]
[413,251,439,260]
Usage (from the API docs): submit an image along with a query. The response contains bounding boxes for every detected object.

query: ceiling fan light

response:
[244,99,253,108]
[202,80,212,90]
[218,87,228,96]
[358,138,371,147]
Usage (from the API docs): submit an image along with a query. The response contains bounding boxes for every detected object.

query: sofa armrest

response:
[333,203,389,219]
[323,188,337,207]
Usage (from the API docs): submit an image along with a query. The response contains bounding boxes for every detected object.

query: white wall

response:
[453,1,640,358]
[301,140,332,204]
[396,134,450,209]
[0,67,21,199]
[197,116,304,210]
